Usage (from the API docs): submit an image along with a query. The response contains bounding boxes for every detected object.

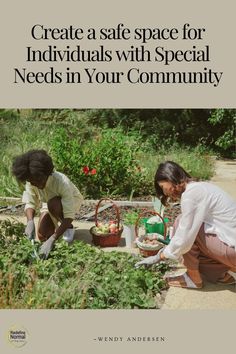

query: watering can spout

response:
[152,197,165,217]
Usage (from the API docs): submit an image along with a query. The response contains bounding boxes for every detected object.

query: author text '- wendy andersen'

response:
[94,336,166,342]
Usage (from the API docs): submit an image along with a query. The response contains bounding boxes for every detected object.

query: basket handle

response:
[95,198,120,229]
[135,210,167,240]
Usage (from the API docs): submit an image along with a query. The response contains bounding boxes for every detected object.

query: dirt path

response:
[210,159,236,198]
[161,159,236,310]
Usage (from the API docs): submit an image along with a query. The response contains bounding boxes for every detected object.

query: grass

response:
[141,144,215,181]
[0,113,56,196]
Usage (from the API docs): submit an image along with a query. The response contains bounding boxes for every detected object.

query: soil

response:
[0,199,181,226]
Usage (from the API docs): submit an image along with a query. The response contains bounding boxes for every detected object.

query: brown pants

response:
[173,216,236,283]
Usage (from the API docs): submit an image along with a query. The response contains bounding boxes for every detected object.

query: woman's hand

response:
[39,234,56,260]
[135,248,165,268]
[25,219,35,240]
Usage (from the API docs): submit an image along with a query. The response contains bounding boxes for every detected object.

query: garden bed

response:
[0,197,180,226]
[0,219,169,309]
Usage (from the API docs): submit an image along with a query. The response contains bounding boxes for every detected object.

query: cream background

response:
[0,310,235,354]
[0,0,235,108]
[0,0,235,353]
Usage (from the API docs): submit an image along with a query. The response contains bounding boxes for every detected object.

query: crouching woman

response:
[12,149,84,259]
[135,161,236,289]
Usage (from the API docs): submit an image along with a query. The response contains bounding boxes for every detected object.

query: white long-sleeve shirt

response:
[22,171,84,219]
[163,182,236,260]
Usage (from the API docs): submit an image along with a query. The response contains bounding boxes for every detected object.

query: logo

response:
[7,325,29,348]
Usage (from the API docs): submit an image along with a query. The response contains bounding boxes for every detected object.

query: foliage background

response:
[1,108,235,198]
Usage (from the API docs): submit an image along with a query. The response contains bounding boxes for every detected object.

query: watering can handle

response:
[135,210,167,240]
[95,198,120,229]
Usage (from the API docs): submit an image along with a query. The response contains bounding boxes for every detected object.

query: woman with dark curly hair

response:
[135,161,236,289]
[12,149,83,259]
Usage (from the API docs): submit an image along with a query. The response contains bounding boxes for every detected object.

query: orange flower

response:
[90,168,97,175]
[83,166,90,175]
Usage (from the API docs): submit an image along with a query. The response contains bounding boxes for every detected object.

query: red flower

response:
[90,168,97,175]
[83,166,90,175]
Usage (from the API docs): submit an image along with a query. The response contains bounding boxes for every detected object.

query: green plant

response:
[123,211,140,225]
[50,127,153,198]
[0,109,97,197]
[0,109,216,199]
[208,109,236,157]
[0,220,169,309]
[0,113,56,196]
[141,143,215,182]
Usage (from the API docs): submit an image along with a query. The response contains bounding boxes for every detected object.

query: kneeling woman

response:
[135,161,236,288]
[12,150,84,259]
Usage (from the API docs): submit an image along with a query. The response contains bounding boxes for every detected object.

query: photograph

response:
[0,108,235,310]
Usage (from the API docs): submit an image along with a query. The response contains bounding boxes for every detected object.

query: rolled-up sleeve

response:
[22,182,40,211]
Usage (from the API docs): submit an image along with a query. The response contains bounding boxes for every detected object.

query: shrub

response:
[50,127,153,198]
[208,109,236,157]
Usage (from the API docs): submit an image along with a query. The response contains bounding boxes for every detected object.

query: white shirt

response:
[22,171,84,219]
[163,182,236,260]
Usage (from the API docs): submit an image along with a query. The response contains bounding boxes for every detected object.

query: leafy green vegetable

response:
[0,220,168,309]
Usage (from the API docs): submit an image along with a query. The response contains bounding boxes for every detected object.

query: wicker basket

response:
[135,210,167,257]
[90,198,123,247]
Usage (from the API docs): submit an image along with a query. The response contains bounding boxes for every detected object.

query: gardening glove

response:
[25,220,35,240]
[135,248,164,269]
[38,234,56,260]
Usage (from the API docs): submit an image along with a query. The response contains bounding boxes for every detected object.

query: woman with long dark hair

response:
[135,161,236,289]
